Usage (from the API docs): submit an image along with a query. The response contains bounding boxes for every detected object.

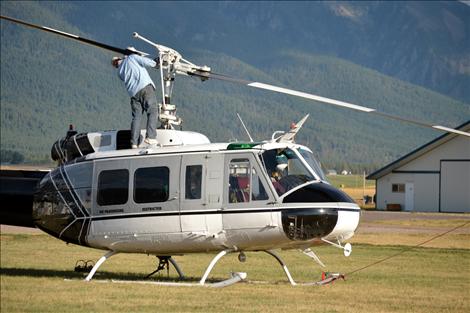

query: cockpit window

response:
[261,148,316,196]
[297,148,327,181]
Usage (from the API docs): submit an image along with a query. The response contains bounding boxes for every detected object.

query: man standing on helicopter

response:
[112,54,159,148]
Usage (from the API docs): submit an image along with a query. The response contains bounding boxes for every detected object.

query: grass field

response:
[1,226,469,313]
[327,174,375,189]
[327,174,376,207]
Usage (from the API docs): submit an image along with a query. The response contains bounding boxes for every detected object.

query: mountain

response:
[62,1,470,103]
[0,1,469,173]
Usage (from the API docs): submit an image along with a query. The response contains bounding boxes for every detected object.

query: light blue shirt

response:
[117,54,157,97]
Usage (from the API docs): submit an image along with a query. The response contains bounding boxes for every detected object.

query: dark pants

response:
[130,84,158,145]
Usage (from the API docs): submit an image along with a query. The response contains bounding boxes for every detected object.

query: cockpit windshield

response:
[297,148,327,181]
[261,148,316,196]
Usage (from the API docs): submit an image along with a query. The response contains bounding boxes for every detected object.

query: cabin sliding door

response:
[180,153,223,234]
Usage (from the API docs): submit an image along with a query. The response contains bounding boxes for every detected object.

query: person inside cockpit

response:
[262,147,318,196]
[270,153,288,195]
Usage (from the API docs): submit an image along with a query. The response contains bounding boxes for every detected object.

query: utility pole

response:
[362,171,366,205]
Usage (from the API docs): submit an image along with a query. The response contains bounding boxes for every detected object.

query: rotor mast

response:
[133,32,210,129]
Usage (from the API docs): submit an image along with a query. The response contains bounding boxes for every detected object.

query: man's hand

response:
[153,57,160,68]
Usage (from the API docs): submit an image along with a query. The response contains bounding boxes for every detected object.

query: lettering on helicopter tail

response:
[281,208,338,240]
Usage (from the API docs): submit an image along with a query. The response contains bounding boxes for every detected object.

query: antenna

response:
[237,113,254,142]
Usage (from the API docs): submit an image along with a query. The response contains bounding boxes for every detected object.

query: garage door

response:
[440,161,470,212]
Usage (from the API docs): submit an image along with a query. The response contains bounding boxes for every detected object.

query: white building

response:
[327,169,337,176]
[367,121,470,212]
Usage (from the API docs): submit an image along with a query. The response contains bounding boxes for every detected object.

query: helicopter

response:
[1,15,469,287]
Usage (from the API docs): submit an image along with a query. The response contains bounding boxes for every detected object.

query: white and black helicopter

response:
[1,15,469,287]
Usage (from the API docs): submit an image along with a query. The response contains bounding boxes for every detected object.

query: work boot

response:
[143,138,160,148]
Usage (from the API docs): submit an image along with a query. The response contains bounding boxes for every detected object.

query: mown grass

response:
[355,217,470,249]
[1,232,469,313]
[326,175,376,208]
[327,174,375,189]
[352,232,470,250]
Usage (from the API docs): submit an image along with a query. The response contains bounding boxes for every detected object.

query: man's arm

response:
[132,54,157,68]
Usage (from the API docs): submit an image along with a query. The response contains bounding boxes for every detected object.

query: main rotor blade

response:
[191,71,470,137]
[3,15,468,137]
[1,15,138,56]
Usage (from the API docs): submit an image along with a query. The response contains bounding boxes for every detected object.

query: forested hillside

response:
[63,1,470,103]
[1,1,468,173]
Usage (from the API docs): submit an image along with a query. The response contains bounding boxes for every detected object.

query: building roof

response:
[367,120,470,180]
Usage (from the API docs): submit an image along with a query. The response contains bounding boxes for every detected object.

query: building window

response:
[185,165,202,200]
[97,169,129,206]
[134,167,169,203]
[392,183,405,193]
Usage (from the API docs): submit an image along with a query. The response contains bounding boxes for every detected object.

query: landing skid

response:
[85,250,118,281]
[199,249,342,286]
[83,248,345,287]
[83,250,247,287]
[264,250,297,285]
[76,272,247,288]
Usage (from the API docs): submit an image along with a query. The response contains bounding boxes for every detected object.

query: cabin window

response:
[251,167,268,201]
[65,162,93,212]
[97,169,129,206]
[228,159,268,203]
[134,167,169,203]
[185,165,202,200]
[392,183,405,193]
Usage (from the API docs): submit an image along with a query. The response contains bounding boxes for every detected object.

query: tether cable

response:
[346,221,470,276]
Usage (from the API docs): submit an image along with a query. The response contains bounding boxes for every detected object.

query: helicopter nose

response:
[33,168,89,245]
[281,205,360,242]
[324,207,361,241]
[281,208,339,240]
